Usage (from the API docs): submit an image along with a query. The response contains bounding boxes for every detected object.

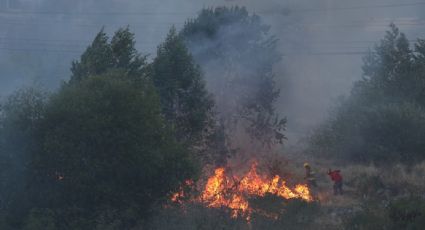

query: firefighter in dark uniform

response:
[303,163,317,188]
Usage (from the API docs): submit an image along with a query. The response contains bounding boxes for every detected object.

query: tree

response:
[70,27,146,84]
[151,27,214,145]
[0,87,48,228]
[70,29,113,83]
[309,24,425,164]
[360,23,413,104]
[1,26,213,228]
[180,6,286,148]
[110,27,147,79]
[28,72,197,229]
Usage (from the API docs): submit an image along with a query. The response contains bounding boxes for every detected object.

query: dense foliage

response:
[151,28,213,144]
[70,27,147,84]
[28,72,195,229]
[310,24,425,164]
[343,196,425,230]
[0,88,48,228]
[0,27,202,229]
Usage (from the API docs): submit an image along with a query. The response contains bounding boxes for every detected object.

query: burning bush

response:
[170,160,314,222]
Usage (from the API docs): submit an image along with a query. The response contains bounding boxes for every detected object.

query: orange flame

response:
[171,162,313,220]
[171,179,194,203]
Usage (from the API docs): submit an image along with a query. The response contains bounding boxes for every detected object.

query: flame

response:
[171,162,313,220]
[171,179,194,203]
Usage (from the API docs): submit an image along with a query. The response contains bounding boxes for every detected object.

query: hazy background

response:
[1,0,424,143]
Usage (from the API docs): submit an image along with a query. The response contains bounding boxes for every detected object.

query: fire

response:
[171,161,313,220]
[171,179,194,203]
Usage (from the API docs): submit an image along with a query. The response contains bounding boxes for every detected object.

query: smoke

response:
[1,0,424,142]
[238,0,425,144]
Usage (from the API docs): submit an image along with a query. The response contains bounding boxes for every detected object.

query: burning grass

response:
[170,161,313,221]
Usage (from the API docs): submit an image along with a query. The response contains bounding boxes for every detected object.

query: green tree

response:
[0,87,48,228]
[360,23,413,104]
[151,27,213,144]
[28,72,197,229]
[180,6,286,147]
[70,27,146,84]
[310,24,425,164]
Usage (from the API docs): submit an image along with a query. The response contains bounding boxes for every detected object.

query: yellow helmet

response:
[303,163,310,168]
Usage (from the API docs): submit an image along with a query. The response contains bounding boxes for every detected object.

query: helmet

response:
[303,163,310,168]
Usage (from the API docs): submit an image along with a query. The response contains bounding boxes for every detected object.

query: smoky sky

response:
[1,0,424,143]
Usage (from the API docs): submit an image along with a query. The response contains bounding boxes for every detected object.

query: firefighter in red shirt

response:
[328,168,343,195]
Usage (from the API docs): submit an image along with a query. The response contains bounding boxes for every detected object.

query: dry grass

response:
[147,161,425,230]
[391,162,425,188]
[283,157,425,229]
[343,162,425,196]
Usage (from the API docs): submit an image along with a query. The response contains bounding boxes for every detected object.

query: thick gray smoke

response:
[1,0,424,143]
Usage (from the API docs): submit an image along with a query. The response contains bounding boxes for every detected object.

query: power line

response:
[0,36,91,44]
[0,36,159,45]
[0,47,82,54]
[0,36,372,51]
[1,33,423,49]
[0,21,181,32]
[2,17,425,31]
[0,20,183,27]
[308,39,420,44]
[2,14,423,24]
[0,41,158,53]
[0,10,193,16]
[0,35,421,56]
[304,22,425,28]
[0,46,373,56]
[0,1,425,16]
[290,1,425,13]
[284,51,369,56]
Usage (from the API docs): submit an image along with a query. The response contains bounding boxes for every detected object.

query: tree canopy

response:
[151,28,213,144]
[26,72,196,229]
[181,6,286,148]
[310,24,425,164]
[70,27,146,84]
[0,88,48,228]
[0,27,201,229]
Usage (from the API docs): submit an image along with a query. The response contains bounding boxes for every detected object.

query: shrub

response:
[309,25,425,164]
[23,209,57,230]
[343,208,389,230]
[388,196,425,230]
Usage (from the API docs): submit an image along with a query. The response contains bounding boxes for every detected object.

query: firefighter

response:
[303,163,317,188]
[328,168,343,195]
